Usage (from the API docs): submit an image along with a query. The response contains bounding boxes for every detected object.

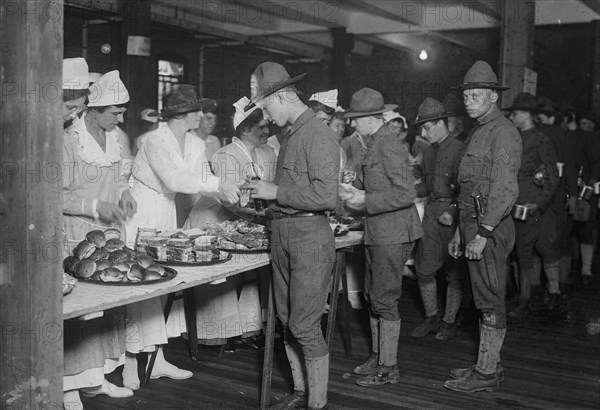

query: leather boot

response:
[544,263,561,310]
[444,326,505,392]
[435,321,456,341]
[354,314,379,375]
[411,281,439,338]
[508,298,529,319]
[270,336,308,410]
[356,319,401,387]
[410,313,441,337]
[449,363,504,382]
[580,243,594,277]
[306,354,329,410]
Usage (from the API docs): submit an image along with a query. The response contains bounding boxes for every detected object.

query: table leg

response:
[326,252,343,355]
[260,276,275,409]
[339,254,353,358]
[183,288,200,362]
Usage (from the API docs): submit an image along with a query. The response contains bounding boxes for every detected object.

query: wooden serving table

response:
[62,231,364,407]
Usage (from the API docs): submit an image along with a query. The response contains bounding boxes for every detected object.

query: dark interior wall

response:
[346,29,500,123]
[534,23,594,112]
[64,5,595,133]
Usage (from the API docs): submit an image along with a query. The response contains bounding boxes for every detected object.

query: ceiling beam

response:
[221,0,346,29]
[463,0,501,22]
[154,0,278,31]
[581,0,600,15]
[343,0,420,27]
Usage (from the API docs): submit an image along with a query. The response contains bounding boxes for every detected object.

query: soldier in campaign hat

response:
[245,62,339,410]
[410,97,467,342]
[340,88,423,388]
[444,61,522,393]
[506,92,562,317]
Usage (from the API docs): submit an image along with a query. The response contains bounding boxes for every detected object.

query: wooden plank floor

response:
[83,276,600,410]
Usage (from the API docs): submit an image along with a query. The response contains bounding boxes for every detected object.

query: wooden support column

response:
[1,0,64,407]
[119,0,153,149]
[331,28,353,106]
[499,0,535,107]
[591,20,600,114]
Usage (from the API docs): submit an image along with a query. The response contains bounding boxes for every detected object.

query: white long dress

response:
[62,114,127,390]
[124,123,220,352]
[185,138,277,343]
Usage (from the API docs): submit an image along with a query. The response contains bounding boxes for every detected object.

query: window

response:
[158,59,185,111]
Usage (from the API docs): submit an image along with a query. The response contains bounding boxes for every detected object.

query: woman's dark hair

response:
[236,108,265,137]
[308,100,335,116]
[201,99,218,115]
[89,103,129,113]
[62,88,90,102]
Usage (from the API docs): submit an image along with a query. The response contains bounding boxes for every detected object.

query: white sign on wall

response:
[126,36,151,57]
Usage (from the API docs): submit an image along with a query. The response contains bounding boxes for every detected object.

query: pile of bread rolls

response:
[64,229,169,283]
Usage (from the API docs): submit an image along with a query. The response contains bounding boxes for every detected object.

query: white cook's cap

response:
[87,70,130,107]
[62,58,89,90]
[233,96,263,129]
[309,89,338,110]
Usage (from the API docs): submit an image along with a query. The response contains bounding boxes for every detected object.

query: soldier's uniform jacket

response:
[458,106,522,227]
[363,124,423,246]
[516,127,560,212]
[419,134,465,219]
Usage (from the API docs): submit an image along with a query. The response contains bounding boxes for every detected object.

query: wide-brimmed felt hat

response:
[415,97,453,124]
[161,85,205,117]
[534,96,557,116]
[342,88,398,119]
[442,92,464,116]
[452,60,509,91]
[245,62,306,111]
[505,92,538,112]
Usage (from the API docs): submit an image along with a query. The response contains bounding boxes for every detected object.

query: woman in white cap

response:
[185,96,276,350]
[62,60,135,408]
[122,85,240,389]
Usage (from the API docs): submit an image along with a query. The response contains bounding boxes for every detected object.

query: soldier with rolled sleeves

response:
[444,61,522,393]
[244,62,339,410]
[339,88,423,387]
[506,93,561,317]
[410,97,467,341]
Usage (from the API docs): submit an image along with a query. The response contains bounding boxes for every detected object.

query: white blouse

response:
[131,123,220,195]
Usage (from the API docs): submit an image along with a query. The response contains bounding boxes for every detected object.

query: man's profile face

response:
[351,116,372,137]
[463,88,494,119]
[420,119,447,144]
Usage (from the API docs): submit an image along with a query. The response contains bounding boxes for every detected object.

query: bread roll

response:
[86,230,107,247]
[136,255,154,269]
[101,267,124,282]
[114,262,131,273]
[106,238,125,250]
[73,240,96,260]
[144,270,162,281]
[108,249,129,263]
[63,256,80,274]
[147,264,166,276]
[74,259,96,279]
[96,260,113,271]
[127,264,145,282]
[104,228,122,241]
[89,247,109,261]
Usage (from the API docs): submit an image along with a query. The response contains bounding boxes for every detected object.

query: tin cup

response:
[556,162,564,178]
[512,204,528,221]
[579,185,593,200]
[594,181,600,195]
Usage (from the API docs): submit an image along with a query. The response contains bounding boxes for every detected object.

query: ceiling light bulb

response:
[419,49,428,60]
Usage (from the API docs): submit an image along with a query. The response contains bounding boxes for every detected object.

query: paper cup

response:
[556,162,564,177]
[579,185,593,200]
[594,181,600,195]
